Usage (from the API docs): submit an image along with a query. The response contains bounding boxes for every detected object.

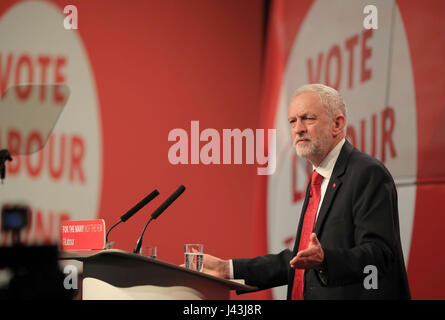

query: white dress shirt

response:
[229,138,346,279]
[313,138,345,220]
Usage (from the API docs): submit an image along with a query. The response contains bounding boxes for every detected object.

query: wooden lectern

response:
[59,249,257,300]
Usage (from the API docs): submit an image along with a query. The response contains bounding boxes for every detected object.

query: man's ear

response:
[332,114,346,136]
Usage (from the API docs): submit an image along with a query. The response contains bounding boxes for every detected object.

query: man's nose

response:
[294,120,306,136]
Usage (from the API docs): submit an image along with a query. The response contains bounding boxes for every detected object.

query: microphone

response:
[133,185,186,254]
[105,189,160,245]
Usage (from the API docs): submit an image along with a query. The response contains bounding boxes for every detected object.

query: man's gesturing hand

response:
[290,233,325,270]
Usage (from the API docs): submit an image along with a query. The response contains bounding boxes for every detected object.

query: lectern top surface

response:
[59,249,257,292]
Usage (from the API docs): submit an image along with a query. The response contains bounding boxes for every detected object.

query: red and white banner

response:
[0,0,102,245]
[61,219,105,251]
[258,0,445,299]
[0,0,266,300]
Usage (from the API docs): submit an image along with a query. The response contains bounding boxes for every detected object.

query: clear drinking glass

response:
[184,244,203,272]
[140,246,157,259]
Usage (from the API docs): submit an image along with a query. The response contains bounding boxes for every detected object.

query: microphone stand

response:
[133,217,154,254]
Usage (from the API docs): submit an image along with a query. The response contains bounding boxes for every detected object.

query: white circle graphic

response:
[0,1,102,245]
[266,0,417,299]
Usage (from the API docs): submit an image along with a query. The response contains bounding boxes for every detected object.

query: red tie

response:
[291,170,323,300]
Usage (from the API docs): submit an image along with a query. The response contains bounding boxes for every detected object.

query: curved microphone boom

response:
[105,189,160,245]
[133,185,186,254]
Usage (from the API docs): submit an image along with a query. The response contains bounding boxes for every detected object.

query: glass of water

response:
[184,244,203,272]
[140,246,157,259]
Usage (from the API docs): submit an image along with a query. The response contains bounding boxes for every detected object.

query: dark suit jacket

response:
[233,140,411,299]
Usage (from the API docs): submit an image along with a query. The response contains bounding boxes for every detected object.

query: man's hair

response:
[293,84,347,121]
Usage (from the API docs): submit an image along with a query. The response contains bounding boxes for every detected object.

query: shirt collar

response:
[313,138,345,180]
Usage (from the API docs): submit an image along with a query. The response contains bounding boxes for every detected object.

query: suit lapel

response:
[313,140,354,235]
[313,177,342,234]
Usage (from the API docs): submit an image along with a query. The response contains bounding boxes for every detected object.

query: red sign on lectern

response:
[61,219,106,251]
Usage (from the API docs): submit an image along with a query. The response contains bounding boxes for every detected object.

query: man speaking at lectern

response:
[203,84,411,299]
